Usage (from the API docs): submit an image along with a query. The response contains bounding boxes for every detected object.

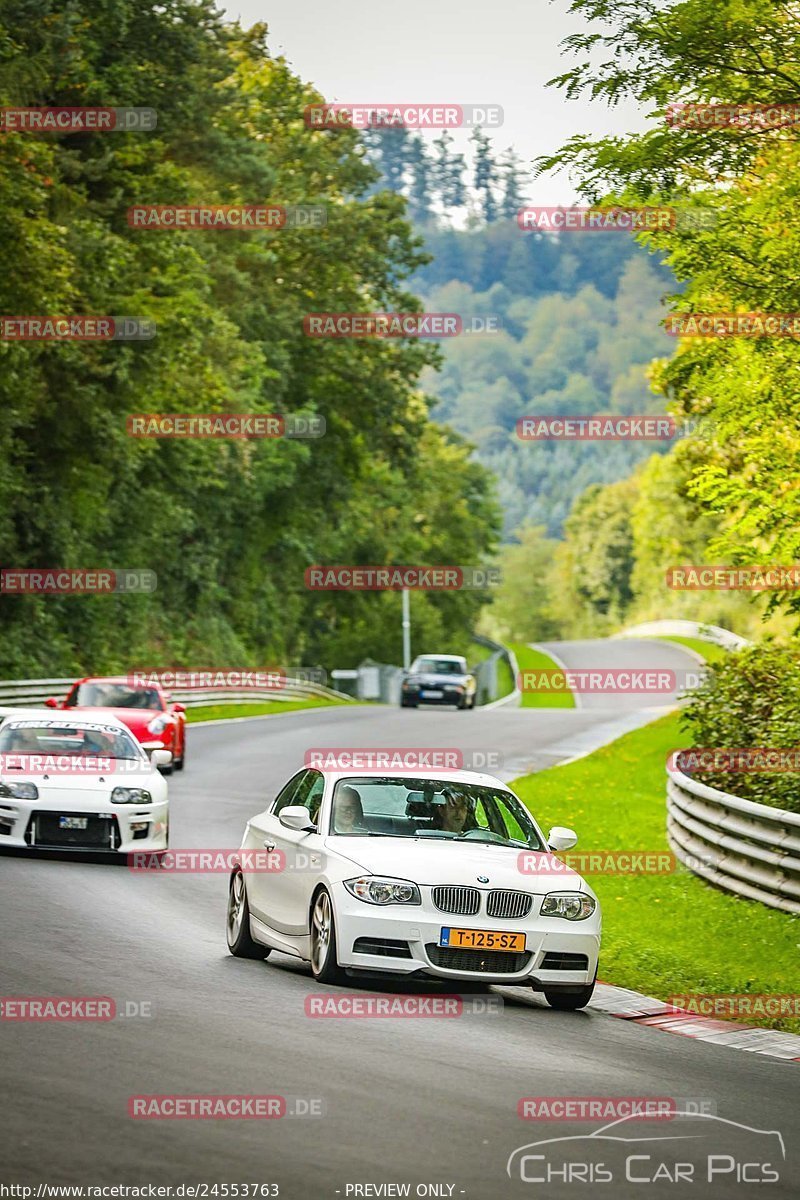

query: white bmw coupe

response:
[0,710,170,854]
[227,767,600,1009]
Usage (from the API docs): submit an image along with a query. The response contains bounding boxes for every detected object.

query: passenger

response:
[333,786,366,833]
[10,727,40,754]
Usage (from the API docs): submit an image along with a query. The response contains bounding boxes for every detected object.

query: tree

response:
[431,131,467,213]
[471,128,499,223]
[481,523,562,642]
[0,1,500,674]
[498,147,527,219]
[406,134,434,223]
[539,0,800,619]
[553,478,638,634]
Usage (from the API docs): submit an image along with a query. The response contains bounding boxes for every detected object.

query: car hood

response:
[0,768,154,796]
[325,836,581,892]
[68,707,166,733]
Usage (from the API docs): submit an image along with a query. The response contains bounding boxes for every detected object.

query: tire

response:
[400,697,417,708]
[174,736,185,771]
[226,868,270,959]
[544,979,596,1011]
[310,888,347,984]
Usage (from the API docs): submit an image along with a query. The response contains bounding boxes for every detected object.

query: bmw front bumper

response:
[332,883,600,987]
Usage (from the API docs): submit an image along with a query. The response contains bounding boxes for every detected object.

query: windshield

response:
[329,777,545,848]
[68,682,163,710]
[0,721,145,761]
[410,658,466,676]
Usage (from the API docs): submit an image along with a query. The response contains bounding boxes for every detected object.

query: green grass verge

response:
[186,698,349,723]
[508,642,575,708]
[512,712,800,1033]
[657,635,731,664]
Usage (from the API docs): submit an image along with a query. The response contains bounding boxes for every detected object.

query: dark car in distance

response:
[400,654,477,710]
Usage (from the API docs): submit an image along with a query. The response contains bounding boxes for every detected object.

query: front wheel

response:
[173,737,186,771]
[310,888,347,984]
[226,868,270,959]
[544,979,596,1010]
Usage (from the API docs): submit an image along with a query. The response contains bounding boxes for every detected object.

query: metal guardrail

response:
[619,620,750,649]
[470,635,520,707]
[0,676,355,709]
[666,763,800,915]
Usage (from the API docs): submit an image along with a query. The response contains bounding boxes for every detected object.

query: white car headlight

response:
[0,781,38,800]
[147,714,170,735]
[344,876,421,905]
[111,787,152,805]
[540,892,596,921]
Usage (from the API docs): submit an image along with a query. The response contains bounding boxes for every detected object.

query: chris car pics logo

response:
[507,1112,784,1185]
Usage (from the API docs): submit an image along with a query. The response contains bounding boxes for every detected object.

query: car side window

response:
[293,770,325,822]
[272,771,307,815]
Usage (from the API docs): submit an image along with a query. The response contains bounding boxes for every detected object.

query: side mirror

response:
[151,749,173,768]
[45,697,59,709]
[279,805,316,832]
[547,826,577,852]
[172,703,186,714]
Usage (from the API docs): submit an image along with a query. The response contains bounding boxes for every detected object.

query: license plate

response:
[59,816,88,830]
[421,689,444,699]
[440,927,526,952]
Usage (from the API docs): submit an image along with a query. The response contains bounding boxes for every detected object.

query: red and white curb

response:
[590,983,800,1062]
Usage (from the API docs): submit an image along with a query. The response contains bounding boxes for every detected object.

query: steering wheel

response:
[459,828,507,844]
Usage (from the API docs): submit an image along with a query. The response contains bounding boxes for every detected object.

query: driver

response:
[433,787,476,834]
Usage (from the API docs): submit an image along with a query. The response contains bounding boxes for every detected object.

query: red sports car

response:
[46,677,187,772]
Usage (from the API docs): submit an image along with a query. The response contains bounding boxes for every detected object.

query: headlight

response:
[0,781,38,800]
[344,876,421,905]
[540,892,596,921]
[444,684,463,692]
[111,787,152,805]
[147,714,170,735]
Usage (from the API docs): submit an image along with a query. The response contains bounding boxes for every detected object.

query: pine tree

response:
[432,131,467,214]
[471,128,499,223]
[498,147,527,220]
[407,134,433,223]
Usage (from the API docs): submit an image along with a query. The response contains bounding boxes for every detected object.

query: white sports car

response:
[227,767,601,1009]
[0,709,170,853]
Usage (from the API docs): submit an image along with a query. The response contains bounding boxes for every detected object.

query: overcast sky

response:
[222,0,649,203]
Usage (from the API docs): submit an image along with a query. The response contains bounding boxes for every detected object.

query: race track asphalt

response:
[1,640,797,1198]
